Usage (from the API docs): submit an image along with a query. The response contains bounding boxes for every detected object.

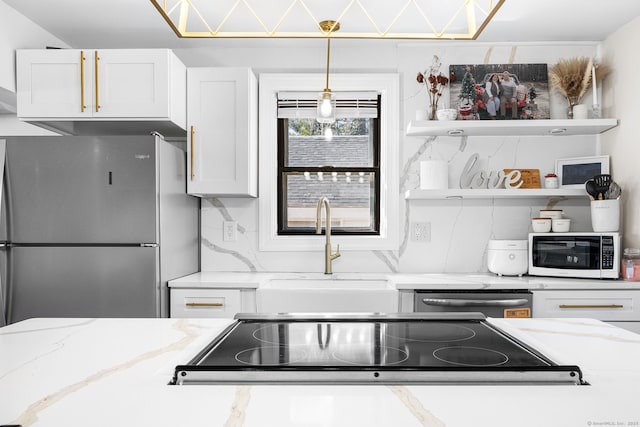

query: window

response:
[258,74,399,251]
[276,93,381,235]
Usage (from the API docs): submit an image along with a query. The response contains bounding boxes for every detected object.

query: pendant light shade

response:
[317,90,336,123]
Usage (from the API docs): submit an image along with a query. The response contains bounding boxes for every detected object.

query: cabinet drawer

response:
[171,289,241,318]
[533,290,640,321]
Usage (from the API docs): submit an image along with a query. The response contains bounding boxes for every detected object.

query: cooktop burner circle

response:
[432,346,509,367]
[251,324,325,346]
[332,345,409,366]
[235,346,308,366]
[384,322,476,343]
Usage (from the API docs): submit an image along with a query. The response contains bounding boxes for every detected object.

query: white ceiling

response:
[4,0,640,49]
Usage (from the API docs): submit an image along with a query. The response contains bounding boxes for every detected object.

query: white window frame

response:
[258,73,399,251]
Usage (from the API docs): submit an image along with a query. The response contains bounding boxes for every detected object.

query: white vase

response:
[415,109,429,121]
[572,104,588,120]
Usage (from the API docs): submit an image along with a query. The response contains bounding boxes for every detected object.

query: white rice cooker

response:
[487,240,528,276]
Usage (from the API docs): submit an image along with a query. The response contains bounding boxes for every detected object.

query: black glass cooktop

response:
[172,313,584,385]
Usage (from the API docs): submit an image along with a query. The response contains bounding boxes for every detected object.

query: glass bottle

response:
[622,248,640,281]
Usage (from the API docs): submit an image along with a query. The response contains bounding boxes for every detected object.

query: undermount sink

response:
[256,277,398,313]
[263,278,390,290]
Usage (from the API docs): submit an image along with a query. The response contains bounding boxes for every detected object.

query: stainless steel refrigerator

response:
[0,134,199,325]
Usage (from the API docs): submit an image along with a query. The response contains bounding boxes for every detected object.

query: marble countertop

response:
[168,271,640,291]
[2,317,640,427]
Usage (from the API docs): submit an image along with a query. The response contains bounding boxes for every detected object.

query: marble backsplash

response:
[197,42,601,274]
[201,134,595,274]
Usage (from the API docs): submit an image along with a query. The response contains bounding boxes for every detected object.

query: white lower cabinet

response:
[170,288,256,318]
[533,290,640,333]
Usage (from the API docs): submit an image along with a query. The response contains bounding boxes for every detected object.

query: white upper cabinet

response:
[16,49,186,136]
[17,49,91,118]
[187,67,258,197]
[94,50,172,118]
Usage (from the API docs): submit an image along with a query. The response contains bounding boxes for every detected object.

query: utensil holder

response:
[591,199,620,232]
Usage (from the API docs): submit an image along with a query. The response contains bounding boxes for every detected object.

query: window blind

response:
[277,91,379,119]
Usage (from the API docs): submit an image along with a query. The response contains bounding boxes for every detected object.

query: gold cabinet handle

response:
[80,51,86,112]
[190,125,195,180]
[559,304,624,309]
[94,50,100,112]
[185,302,224,308]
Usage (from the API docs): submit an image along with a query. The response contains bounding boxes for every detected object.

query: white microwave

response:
[528,232,620,279]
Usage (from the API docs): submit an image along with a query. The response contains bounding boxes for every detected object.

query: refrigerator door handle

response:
[140,243,159,248]
[0,247,5,327]
[0,139,6,326]
[0,139,6,238]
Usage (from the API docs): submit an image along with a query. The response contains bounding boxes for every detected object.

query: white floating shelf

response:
[406,118,618,137]
[405,188,588,200]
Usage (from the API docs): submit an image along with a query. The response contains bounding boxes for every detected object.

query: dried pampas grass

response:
[549,56,610,102]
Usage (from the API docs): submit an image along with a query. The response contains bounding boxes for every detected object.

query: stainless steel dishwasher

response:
[414,290,533,318]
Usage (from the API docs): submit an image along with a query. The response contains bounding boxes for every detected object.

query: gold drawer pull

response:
[80,51,86,112]
[190,125,195,180]
[94,50,100,112]
[185,302,224,308]
[559,304,624,309]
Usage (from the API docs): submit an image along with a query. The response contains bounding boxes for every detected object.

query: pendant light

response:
[317,20,339,124]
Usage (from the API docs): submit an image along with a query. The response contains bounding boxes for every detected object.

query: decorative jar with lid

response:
[622,248,640,281]
[544,173,559,189]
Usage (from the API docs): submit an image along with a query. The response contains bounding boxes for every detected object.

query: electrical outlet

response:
[223,221,237,241]
[411,222,431,242]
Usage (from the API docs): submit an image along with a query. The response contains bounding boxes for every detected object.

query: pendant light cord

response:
[324,37,331,91]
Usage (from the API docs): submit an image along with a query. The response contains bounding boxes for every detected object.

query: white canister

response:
[591,199,620,232]
[420,160,448,190]
[487,240,528,277]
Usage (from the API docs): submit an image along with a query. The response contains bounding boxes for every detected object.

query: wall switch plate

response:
[411,222,431,242]
[223,221,237,241]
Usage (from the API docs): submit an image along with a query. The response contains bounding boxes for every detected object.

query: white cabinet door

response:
[170,288,256,318]
[94,49,170,118]
[17,49,92,118]
[533,290,640,321]
[187,67,258,197]
[17,49,186,130]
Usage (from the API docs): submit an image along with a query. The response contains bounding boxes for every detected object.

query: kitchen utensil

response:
[605,181,622,199]
[585,179,598,201]
[593,174,611,200]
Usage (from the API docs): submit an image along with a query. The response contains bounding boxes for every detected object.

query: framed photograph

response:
[449,63,549,120]
[555,155,610,188]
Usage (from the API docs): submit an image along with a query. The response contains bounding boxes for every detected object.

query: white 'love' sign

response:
[459,153,523,189]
